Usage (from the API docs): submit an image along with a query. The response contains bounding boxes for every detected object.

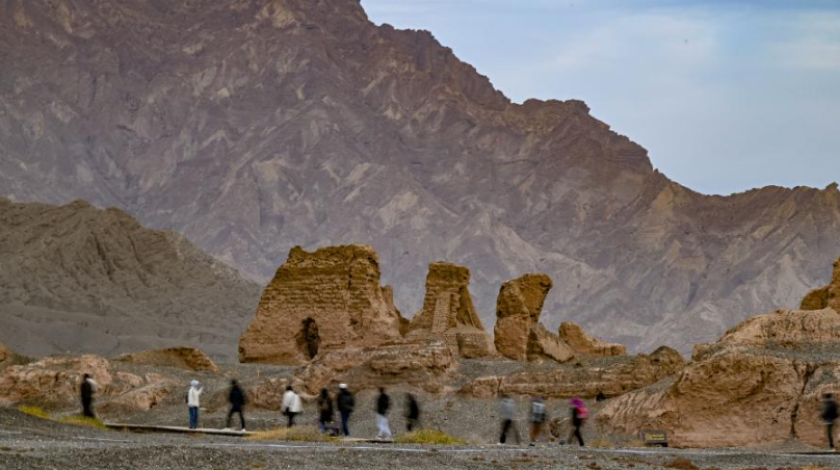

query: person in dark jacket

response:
[317,388,334,433]
[405,393,420,432]
[336,383,355,437]
[80,374,97,418]
[375,387,392,440]
[822,393,839,450]
[225,379,247,431]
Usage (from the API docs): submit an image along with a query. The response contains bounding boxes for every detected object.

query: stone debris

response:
[558,322,626,357]
[238,245,403,365]
[117,347,220,373]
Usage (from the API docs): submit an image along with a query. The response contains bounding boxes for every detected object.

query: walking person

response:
[568,397,588,447]
[80,374,98,419]
[529,396,548,446]
[499,394,520,444]
[281,385,303,428]
[405,393,420,432]
[187,380,204,430]
[225,379,247,432]
[375,387,392,440]
[823,393,839,450]
[336,383,355,437]
[317,388,334,433]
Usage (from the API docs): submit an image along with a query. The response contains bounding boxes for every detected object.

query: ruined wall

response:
[239,245,402,365]
[407,262,492,358]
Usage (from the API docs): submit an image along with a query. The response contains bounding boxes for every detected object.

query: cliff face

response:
[0,198,260,362]
[2,0,840,352]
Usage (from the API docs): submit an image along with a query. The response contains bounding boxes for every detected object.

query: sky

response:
[361,0,840,195]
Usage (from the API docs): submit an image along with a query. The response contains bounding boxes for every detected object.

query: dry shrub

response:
[588,438,614,448]
[664,457,699,470]
[58,415,108,430]
[394,429,466,445]
[17,405,50,420]
[248,427,335,443]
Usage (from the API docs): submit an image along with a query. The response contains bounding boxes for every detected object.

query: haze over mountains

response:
[1,0,839,354]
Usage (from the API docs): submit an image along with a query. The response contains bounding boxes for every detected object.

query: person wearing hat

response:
[187,379,204,429]
[336,383,355,437]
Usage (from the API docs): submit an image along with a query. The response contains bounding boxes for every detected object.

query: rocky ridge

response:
[0,198,261,362]
[598,256,840,448]
[2,0,840,353]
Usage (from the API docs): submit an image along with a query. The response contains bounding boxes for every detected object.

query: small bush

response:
[394,429,466,445]
[248,427,336,443]
[588,438,614,448]
[58,415,108,430]
[664,457,699,470]
[17,405,50,420]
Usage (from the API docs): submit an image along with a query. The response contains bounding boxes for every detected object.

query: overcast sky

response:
[361,0,840,195]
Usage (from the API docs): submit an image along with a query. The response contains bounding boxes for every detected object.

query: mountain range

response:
[1,0,838,353]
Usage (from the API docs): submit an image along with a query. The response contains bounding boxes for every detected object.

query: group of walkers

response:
[81,377,840,449]
[499,394,588,447]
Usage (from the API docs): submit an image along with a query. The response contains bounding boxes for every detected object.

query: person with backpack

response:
[529,396,548,446]
[499,394,520,444]
[80,374,98,419]
[568,397,588,446]
[187,380,204,429]
[225,379,247,432]
[375,387,392,440]
[336,383,355,437]
[281,385,303,428]
[822,393,839,450]
[405,393,420,432]
[317,388,334,433]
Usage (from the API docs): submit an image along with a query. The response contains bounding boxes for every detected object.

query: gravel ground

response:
[1,409,839,470]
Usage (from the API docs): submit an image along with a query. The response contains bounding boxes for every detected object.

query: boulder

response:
[117,347,220,373]
[406,262,493,358]
[494,274,553,360]
[800,257,840,311]
[558,322,626,357]
[239,245,403,365]
[460,346,684,399]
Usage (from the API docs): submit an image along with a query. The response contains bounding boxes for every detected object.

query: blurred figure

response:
[80,374,97,419]
[187,379,204,429]
[499,394,519,444]
[336,383,355,437]
[568,397,588,447]
[405,393,420,432]
[226,379,247,432]
[823,393,839,450]
[529,396,547,446]
[281,385,302,428]
[317,388,334,433]
[375,387,392,440]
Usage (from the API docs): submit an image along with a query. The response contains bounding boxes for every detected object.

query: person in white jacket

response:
[281,385,303,428]
[187,380,204,429]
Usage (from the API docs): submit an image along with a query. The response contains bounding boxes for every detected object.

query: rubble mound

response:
[239,245,403,365]
[406,262,493,358]
[460,346,684,399]
[559,322,626,357]
[801,257,840,311]
[117,347,220,373]
[0,355,174,411]
[599,267,840,448]
[295,340,456,395]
